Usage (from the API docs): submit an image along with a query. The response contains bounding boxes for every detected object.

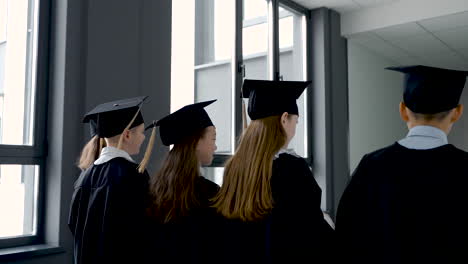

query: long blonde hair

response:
[77,136,107,170]
[147,128,206,223]
[213,115,286,221]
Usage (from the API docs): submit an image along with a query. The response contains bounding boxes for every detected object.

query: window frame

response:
[208,0,312,167]
[0,0,51,249]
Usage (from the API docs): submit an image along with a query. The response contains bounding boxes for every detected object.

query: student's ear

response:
[451,104,464,123]
[123,129,131,139]
[399,102,410,122]
[280,112,289,125]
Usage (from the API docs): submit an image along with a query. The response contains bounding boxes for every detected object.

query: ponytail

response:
[77,136,106,170]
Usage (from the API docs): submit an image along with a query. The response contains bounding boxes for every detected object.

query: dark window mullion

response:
[0,157,42,165]
[209,154,232,167]
[306,9,313,166]
[279,0,309,14]
[267,0,280,81]
[276,0,312,164]
[32,0,50,158]
[233,0,243,152]
[0,146,43,159]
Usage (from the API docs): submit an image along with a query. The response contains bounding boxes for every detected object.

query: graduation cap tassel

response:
[138,123,157,173]
[117,109,142,150]
[93,136,101,161]
[99,137,106,155]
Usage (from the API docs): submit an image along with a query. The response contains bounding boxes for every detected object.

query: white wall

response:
[348,42,406,172]
[448,79,468,151]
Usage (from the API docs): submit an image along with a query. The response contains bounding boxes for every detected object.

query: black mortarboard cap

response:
[241,79,310,120]
[83,96,148,138]
[89,119,98,137]
[386,65,468,114]
[147,100,216,146]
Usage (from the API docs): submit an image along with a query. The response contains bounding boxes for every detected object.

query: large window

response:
[0,0,49,249]
[171,0,310,184]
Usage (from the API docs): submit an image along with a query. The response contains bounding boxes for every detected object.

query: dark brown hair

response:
[147,128,207,223]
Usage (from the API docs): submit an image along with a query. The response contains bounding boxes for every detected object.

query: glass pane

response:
[201,166,224,186]
[0,0,39,145]
[243,0,268,77]
[0,164,39,238]
[244,0,267,21]
[279,7,307,157]
[171,0,234,154]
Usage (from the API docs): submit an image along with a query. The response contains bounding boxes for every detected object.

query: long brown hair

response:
[148,128,206,223]
[213,115,286,221]
[77,136,107,170]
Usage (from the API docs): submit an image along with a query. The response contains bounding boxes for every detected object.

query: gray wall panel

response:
[9,0,172,263]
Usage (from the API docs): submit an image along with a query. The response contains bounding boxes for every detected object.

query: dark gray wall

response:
[9,0,171,263]
[309,8,349,217]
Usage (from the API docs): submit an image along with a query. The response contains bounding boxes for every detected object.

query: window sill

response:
[0,244,64,261]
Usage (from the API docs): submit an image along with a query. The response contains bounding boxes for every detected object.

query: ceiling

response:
[293,0,468,70]
[293,0,398,13]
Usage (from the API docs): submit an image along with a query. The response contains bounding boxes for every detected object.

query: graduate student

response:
[69,96,155,264]
[146,100,219,264]
[336,65,468,264]
[213,80,334,264]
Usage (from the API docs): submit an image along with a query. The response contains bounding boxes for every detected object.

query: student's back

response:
[219,152,333,264]
[70,157,149,264]
[148,176,219,264]
[214,80,333,264]
[69,96,153,264]
[337,143,468,263]
[145,100,220,264]
[336,65,468,264]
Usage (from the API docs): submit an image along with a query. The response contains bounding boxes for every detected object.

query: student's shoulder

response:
[102,157,147,183]
[362,143,401,163]
[448,144,468,155]
[104,157,139,170]
[446,144,468,162]
[274,153,313,181]
[198,176,220,193]
[275,152,308,167]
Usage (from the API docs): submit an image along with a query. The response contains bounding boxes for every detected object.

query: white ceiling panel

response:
[391,56,427,66]
[294,0,399,12]
[389,33,451,56]
[374,22,427,40]
[459,48,468,58]
[347,31,382,44]
[293,0,361,12]
[353,0,397,8]
[357,38,410,59]
[291,0,321,9]
[293,0,468,70]
[432,26,468,50]
[425,49,468,70]
[419,11,468,32]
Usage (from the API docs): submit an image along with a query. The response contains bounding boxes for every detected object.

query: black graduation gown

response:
[336,143,468,264]
[68,157,150,264]
[218,153,334,264]
[147,176,220,264]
